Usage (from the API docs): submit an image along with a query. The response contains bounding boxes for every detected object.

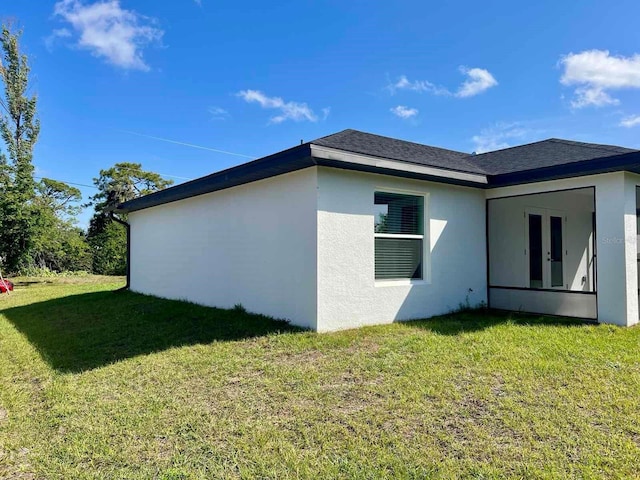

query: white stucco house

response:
[116,129,640,331]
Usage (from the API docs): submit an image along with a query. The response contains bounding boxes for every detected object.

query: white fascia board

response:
[310,144,488,185]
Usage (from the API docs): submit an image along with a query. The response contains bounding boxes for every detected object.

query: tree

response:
[88,162,173,214]
[31,178,90,272]
[0,25,39,272]
[87,220,127,276]
[87,162,172,275]
[37,178,82,218]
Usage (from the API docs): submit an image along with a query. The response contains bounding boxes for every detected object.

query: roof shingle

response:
[311,129,486,174]
[471,138,638,175]
[311,130,639,176]
[118,129,640,213]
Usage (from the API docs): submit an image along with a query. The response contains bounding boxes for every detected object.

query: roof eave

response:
[310,144,488,186]
[487,151,640,187]
[117,144,314,213]
[117,143,492,213]
[117,144,640,214]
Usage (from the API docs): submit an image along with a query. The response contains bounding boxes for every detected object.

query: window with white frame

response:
[374,191,424,280]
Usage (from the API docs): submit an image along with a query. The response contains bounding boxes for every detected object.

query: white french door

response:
[525,208,566,289]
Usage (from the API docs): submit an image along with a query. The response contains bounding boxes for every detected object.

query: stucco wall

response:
[489,288,597,319]
[129,167,319,330]
[128,164,640,331]
[316,167,487,332]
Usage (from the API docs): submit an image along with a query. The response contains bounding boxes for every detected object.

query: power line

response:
[31,129,249,192]
[35,176,97,189]
[34,167,194,191]
[89,166,193,181]
[149,171,193,181]
[118,130,257,159]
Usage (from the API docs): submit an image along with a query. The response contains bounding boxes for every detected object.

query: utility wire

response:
[29,129,251,192]
[29,130,250,193]
[34,176,97,189]
[34,168,194,191]
[87,167,194,181]
[118,130,257,159]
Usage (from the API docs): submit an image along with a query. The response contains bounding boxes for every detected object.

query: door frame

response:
[524,207,567,290]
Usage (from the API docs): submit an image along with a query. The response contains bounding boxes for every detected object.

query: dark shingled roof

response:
[470,138,638,175]
[117,129,640,213]
[312,129,486,174]
[311,130,639,176]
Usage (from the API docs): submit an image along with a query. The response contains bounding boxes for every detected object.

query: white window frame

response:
[374,187,430,287]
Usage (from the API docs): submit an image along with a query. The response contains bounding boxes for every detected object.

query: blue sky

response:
[5,0,640,226]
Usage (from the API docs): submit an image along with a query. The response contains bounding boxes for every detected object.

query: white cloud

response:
[53,0,163,71]
[619,114,640,128]
[54,27,73,38]
[390,105,418,119]
[209,106,229,120]
[194,0,202,5]
[387,75,449,96]
[387,67,497,98]
[321,107,331,120]
[560,50,640,108]
[44,28,72,51]
[472,122,530,154]
[571,86,619,108]
[455,67,498,98]
[236,89,321,124]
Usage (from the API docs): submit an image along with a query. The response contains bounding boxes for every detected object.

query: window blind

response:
[374,192,424,235]
[375,237,422,279]
[374,192,424,280]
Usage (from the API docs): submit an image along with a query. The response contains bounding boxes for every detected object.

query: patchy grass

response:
[0,278,639,479]
[9,274,126,287]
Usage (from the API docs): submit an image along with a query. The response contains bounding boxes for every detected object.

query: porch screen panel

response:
[529,214,543,288]
[374,192,424,280]
[550,216,564,287]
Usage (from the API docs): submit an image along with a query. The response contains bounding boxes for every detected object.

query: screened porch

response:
[487,187,597,319]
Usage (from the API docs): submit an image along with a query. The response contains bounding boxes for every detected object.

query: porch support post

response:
[595,172,638,326]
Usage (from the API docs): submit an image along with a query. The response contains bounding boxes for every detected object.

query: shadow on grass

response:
[404,308,593,335]
[12,280,49,287]
[2,290,301,373]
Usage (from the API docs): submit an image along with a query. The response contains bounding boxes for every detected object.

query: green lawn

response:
[0,278,639,479]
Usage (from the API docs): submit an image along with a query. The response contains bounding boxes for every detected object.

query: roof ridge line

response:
[314,128,470,156]
[547,138,638,154]
[310,128,355,143]
[468,138,554,158]
[310,143,489,176]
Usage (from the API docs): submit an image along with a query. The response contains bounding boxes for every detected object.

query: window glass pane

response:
[528,214,543,288]
[550,216,563,287]
[374,192,423,235]
[375,238,422,279]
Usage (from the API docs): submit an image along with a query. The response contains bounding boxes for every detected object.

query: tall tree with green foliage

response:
[31,178,91,272]
[0,25,39,272]
[87,162,173,275]
[37,178,82,218]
